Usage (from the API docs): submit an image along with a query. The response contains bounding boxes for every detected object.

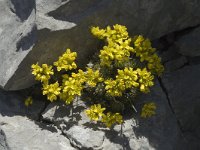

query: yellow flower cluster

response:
[42,82,61,102]
[133,35,164,75]
[54,49,77,71]
[105,67,138,96]
[24,96,33,107]
[105,79,123,97]
[141,102,156,118]
[85,104,123,128]
[85,104,105,121]
[31,63,54,83]
[91,24,129,42]
[105,67,154,96]
[136,68,154,93]
[60,70,85,104]
[31,24,163,127]
[117,67,139,88]
[91,27,106,40]
[102,112,123,128]
[91,24,134,66]
[85,68,103,87]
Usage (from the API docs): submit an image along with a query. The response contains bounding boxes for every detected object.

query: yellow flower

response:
[54,49,77,71]
[71,69,86,84]
[85,104,106,121]
[91,26,106,39]
[117,67,139,88]
[85,68,103,87]
[92,24,134,66]
[24,96,33,107]
[141,102,156,118]
[61,73,84,104]
[136,68,154,93]
[42,82,61,102]
[105,67,140,97]
[31,63,54,83]
[105,79,124,97]
[101,112,123,128]
[133,35,164,76]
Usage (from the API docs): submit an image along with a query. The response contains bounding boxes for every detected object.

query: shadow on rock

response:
[0,86,46,121]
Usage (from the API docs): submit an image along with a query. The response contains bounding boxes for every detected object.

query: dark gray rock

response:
[164,56,188,72]
[0,89,45,120]
[160,45,181,63]
[129,79,186,150]
[1,0,200,90]
[0,128,9,150]
[162,64,200,149]
[175,26,200,57]
[188,56,200,65]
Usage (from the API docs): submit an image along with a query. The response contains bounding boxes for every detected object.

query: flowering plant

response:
[31,24,164,128]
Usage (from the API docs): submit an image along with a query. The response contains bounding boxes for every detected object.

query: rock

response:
[175,26,200,57]
[65,125,105,150]
[0,89,45,120]
[165,33,176,46]
[164,56,188,72]
[130,79,186,150]
[162,64,200,149]
[160,45,181,63]
[102,80,187,150]
[0,128,9,150]
[188,56,200,65]
[42,80,187,150]
[42,99,90,129]
[36,0,75,31]
[0,116,75,150]
[1,0,200,90]
[0,0,36,90]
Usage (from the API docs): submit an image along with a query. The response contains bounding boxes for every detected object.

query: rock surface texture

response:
[41,80,186,150]
[0,80,188,150]
[1,1,200,150]
[157,26,200,149]
[0,0,36,90]
[161,65,200,149]
[0,0,200,90]
[0,116,75,150]
[175,26,200,57]
[0,128,9,150]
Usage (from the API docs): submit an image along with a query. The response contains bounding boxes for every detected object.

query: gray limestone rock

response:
[0,116,75,150]
[175,26,200,57]
[162,64,200,149]
[65,125,105,150]
[0,0,36,90]
[0,128,9,150]
[41,80,187,150]
[1,0,200,90]
[42,99,90,128]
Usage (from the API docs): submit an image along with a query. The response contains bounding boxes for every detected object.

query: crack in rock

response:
[64,125,105,150]
[157,77,184,134]
[38,101,50,122]
[39,106,80,150]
